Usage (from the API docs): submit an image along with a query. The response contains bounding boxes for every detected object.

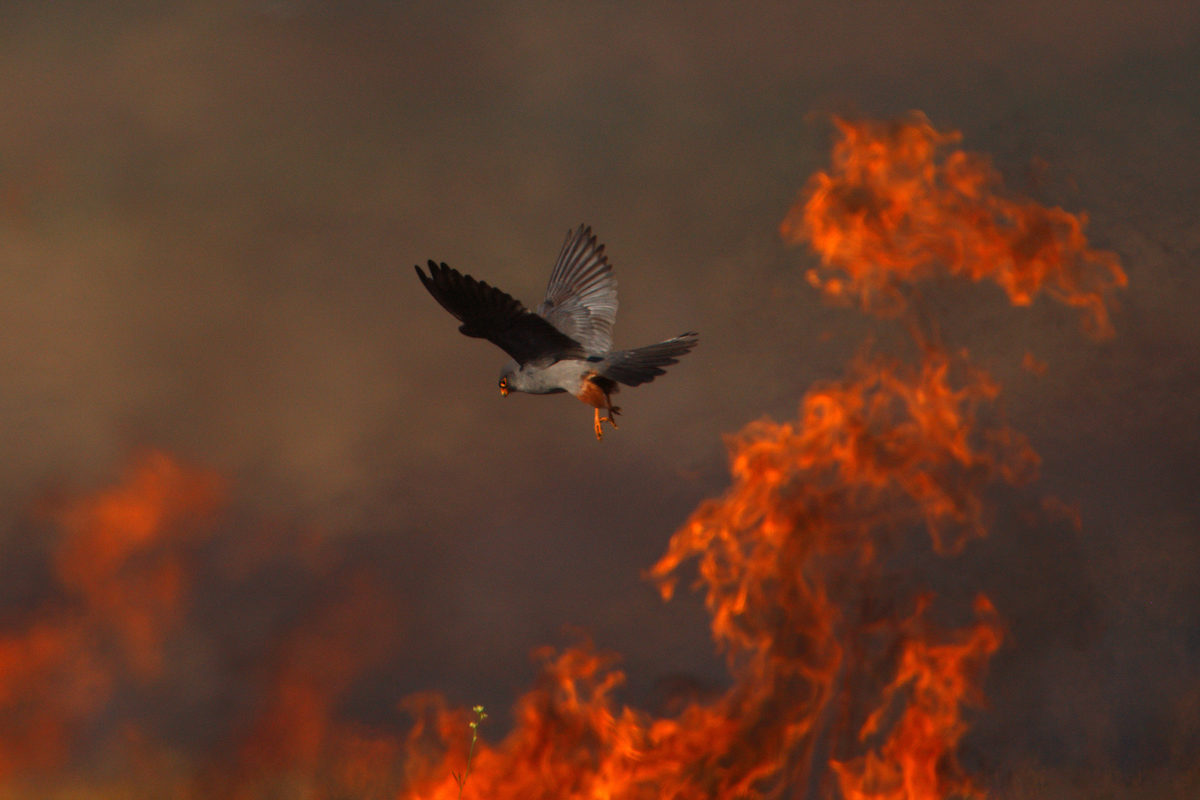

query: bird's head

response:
[498,364,516,396]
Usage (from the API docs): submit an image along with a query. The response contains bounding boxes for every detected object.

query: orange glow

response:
[781,112,1127,337]
[1020,352,1049,376]
[0,450,222,779]
[226,574,401,797]
[49,450,223,678]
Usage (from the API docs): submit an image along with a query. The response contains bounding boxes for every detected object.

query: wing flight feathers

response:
[415,261,583,365]
[537,225,619,354]
[600,332,699,387]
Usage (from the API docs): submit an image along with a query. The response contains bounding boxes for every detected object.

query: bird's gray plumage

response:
[537,226,619,355]
[598,333,699,386]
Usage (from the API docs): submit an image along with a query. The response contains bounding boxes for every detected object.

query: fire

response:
[0,450,222,779]
[391,345,1026,799]
[780,112,1127,338]
[0,113,1123,798]
[393,114,1119,799]
[640,351,1025,798]
[49,450,224,679]
[831,595,1002,800]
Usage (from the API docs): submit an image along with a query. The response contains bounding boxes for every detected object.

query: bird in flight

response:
[415,225,698,440]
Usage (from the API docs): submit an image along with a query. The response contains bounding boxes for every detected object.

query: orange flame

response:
[832,595,1002,800]
[780,112,1126,337]
[0,450,222,778]
[388,346,1031,798]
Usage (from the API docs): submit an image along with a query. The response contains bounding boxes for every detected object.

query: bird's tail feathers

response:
[601,332,699,387]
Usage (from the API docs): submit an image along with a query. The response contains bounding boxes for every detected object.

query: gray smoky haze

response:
[1,0,1198,794]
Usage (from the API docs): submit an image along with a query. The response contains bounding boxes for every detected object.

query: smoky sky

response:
[2,0,1199,792]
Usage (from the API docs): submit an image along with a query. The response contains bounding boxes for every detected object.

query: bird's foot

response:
[593,407,622,440]
[594,406,622,440]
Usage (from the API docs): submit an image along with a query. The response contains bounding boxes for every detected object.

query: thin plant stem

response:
[453,705,487,800]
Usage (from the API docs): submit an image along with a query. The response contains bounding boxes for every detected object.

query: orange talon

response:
[593,405,621,440]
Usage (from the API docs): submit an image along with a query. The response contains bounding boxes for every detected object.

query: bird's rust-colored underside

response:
[577,373,621,440]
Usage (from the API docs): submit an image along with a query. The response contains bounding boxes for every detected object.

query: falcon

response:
[415,225,698,440]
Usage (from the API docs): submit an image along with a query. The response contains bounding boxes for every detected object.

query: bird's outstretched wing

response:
[600,332,699,386]
[416,261,585,366]
[537,225,619,354]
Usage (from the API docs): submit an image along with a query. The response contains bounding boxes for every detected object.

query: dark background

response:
[2,1,1197,794]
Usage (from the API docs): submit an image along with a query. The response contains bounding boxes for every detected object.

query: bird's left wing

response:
[416,261,585,366]
[537,225,619,354]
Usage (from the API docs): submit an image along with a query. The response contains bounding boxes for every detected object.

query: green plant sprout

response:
[452,704,487,799]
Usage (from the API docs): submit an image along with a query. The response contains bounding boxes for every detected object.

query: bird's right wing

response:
[415,261,584,366]
[537,225,619,354]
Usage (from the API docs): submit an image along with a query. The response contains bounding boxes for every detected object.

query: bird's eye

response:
[499,377,507,389]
